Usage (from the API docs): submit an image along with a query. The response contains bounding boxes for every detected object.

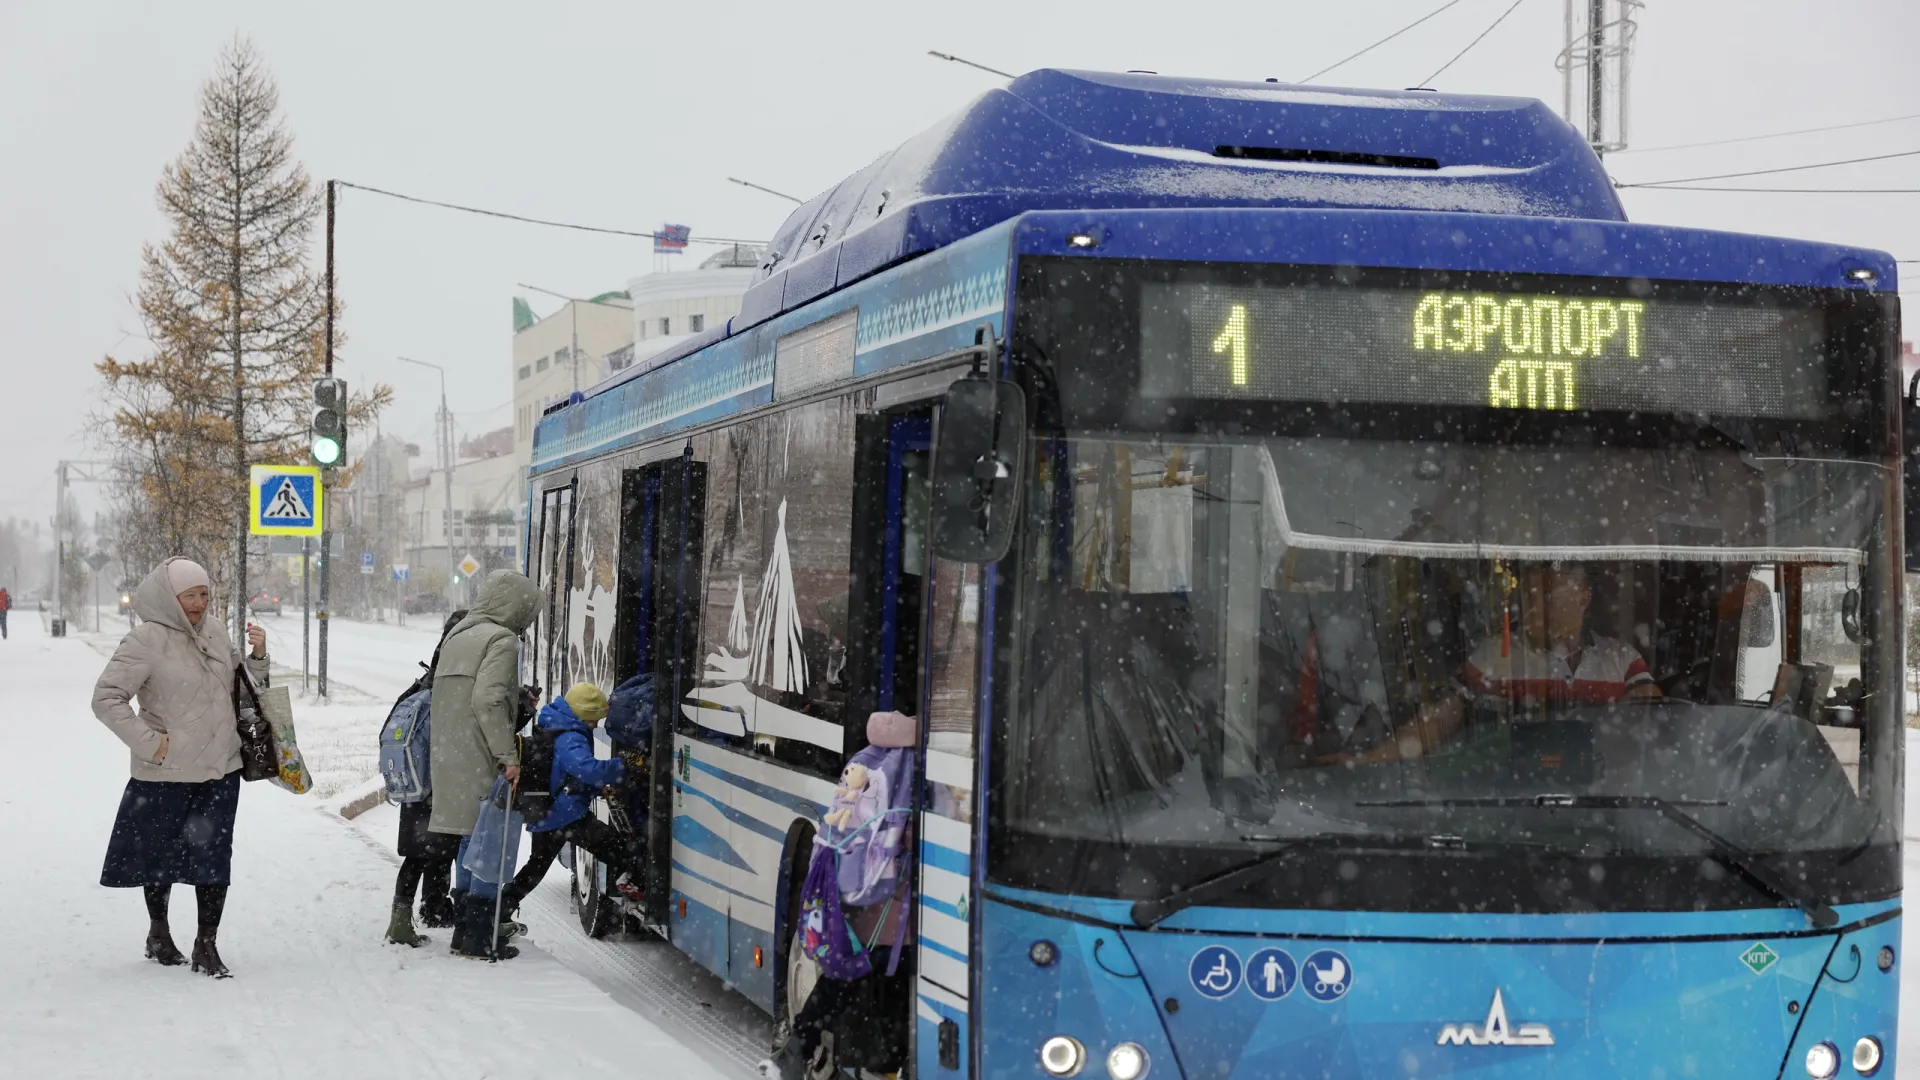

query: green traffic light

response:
[312,434,343,466]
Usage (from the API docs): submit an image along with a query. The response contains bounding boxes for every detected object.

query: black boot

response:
[190,931,231,978]
[451,895,517,961]
[419,890,456,929]
[145,920,186,967]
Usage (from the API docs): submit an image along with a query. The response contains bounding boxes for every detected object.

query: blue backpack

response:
[379,687,433,804]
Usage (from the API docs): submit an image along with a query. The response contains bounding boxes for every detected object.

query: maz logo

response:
[1436,989,1555,1047]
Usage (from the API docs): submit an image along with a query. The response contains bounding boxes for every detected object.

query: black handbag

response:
[232,668,278,783]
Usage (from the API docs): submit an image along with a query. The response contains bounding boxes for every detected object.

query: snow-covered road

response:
[0,611,742,1079]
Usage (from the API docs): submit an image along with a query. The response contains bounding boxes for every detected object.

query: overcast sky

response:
[3,0,1915,528]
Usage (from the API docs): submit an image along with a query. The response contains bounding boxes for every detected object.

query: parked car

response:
[404,592,445,615]
[249,592,283,616]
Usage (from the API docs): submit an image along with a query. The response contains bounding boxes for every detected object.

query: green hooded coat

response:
[427,569,543,836]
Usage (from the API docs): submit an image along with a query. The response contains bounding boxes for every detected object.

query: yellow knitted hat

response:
[564,682,609,724]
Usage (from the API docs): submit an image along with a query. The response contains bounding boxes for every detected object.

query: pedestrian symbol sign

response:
[248,465,324,537]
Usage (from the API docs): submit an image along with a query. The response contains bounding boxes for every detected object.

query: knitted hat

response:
[564,682,609,724]
[166,558,211,596]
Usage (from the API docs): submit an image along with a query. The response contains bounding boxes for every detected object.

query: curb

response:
[334,778,389,820]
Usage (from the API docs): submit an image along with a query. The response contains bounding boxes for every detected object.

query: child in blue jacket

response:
[498,683,645,917]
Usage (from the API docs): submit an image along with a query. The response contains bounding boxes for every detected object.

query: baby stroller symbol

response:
[1303,950,1352,1002]
[1187,945,1243,999]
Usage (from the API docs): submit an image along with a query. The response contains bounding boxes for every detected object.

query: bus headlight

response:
[1805,1040,1839,1079]
[1040,1036,1085,1077]
[1852,1036,1883,1075]
[1106,1042,1150,1080]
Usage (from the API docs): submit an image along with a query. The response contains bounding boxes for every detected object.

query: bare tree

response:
[95,39,387,642]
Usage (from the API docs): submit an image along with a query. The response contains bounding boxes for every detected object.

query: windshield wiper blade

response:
[1359,794,1838,928]
[1129,834,1458,930]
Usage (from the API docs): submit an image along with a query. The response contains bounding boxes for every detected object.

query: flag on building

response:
[654,223,691,255]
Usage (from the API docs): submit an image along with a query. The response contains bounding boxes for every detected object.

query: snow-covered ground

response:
[0,611,747,1078]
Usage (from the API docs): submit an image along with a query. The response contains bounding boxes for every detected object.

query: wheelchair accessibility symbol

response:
[1188,945,1243,999]
[1302,949,1352,1002]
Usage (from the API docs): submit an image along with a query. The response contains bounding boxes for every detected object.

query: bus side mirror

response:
[1906,372,1920,572]
[931,377,1026,563]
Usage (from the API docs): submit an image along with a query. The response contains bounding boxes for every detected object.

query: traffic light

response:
[311,378,347,467]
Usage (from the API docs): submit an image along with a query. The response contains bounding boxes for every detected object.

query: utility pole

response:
[400,356,456,612]
[319,178,336,699]
[50,460,112,638]
[1558,0,1643,157]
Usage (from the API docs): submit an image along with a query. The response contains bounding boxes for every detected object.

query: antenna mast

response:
[1558,0,1644,156]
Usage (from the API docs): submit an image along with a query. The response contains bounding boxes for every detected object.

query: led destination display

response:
[1139,282,1830,419]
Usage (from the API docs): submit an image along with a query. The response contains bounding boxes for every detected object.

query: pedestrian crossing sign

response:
[249,465,324,537]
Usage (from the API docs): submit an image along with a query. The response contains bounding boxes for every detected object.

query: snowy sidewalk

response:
[0,612,735,1079]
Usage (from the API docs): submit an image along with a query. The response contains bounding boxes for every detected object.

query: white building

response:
[512,294,635,472]
[627,244,761,359]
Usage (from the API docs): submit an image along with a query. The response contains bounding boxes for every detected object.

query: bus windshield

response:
[988,257,1901,916]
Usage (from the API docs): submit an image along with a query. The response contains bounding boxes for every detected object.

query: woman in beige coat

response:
[92,558,269,978]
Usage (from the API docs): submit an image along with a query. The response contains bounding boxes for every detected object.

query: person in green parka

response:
[425,568,542,959]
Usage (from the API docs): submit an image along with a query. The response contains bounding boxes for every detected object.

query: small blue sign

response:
[1302,949,1352,1002]
[391,565,410,583]
[1188,946,1243,999]
[1246,947,1298,1001]
[359,552,375,573]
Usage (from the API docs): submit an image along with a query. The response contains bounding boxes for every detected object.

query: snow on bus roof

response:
[740,68,1619,331]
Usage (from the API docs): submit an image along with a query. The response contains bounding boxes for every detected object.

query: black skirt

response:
[100,771,241,888]
[397,799,460,861]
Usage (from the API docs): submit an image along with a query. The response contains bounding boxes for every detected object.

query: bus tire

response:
[773,819,817,1052]
[572,844,618,939]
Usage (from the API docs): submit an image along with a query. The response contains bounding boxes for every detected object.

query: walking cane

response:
[490,772,517,963]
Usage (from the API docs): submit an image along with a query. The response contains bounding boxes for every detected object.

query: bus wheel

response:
[572,846,617,939]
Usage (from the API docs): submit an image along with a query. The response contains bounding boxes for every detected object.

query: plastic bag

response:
[463,776,524,885]
[255,684,312,795]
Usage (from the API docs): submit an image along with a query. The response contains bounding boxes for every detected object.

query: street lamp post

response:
[399,356,458,613]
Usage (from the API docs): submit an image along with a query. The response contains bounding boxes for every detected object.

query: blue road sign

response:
[359,552,375,574]
[392,564,410,583]
[249,465,322,537]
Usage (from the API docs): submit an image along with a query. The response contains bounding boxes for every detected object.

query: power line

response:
[334,180,768,247]
[1616,149,1920,189]
[1302,0,1468,83]
[927,50,1014,80]
[1614,112,1920,155]
[1419,0,1529,86]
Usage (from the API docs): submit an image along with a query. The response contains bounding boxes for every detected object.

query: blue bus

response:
[528,69,1905,1080]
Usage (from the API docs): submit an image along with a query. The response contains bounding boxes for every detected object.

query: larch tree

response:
[96,39,386,640]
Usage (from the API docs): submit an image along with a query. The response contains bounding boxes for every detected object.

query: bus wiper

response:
[1358,794,1838,928]
[1129,834,1449,930]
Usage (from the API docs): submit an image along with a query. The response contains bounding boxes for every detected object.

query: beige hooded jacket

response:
[91,558,271,784]
[427,569,542,836]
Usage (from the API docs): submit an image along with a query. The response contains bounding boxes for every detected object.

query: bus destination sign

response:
[1141,282,1829,419]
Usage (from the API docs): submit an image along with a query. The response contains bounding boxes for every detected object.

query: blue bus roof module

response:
[742,69,1622,328]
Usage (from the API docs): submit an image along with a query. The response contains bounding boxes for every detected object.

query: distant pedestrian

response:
[91,558,270,978]
[0,585,11,639]
[427,569,541,960]
[385,608,467,948]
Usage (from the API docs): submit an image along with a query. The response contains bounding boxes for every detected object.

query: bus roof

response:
[741,69,1621,329]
